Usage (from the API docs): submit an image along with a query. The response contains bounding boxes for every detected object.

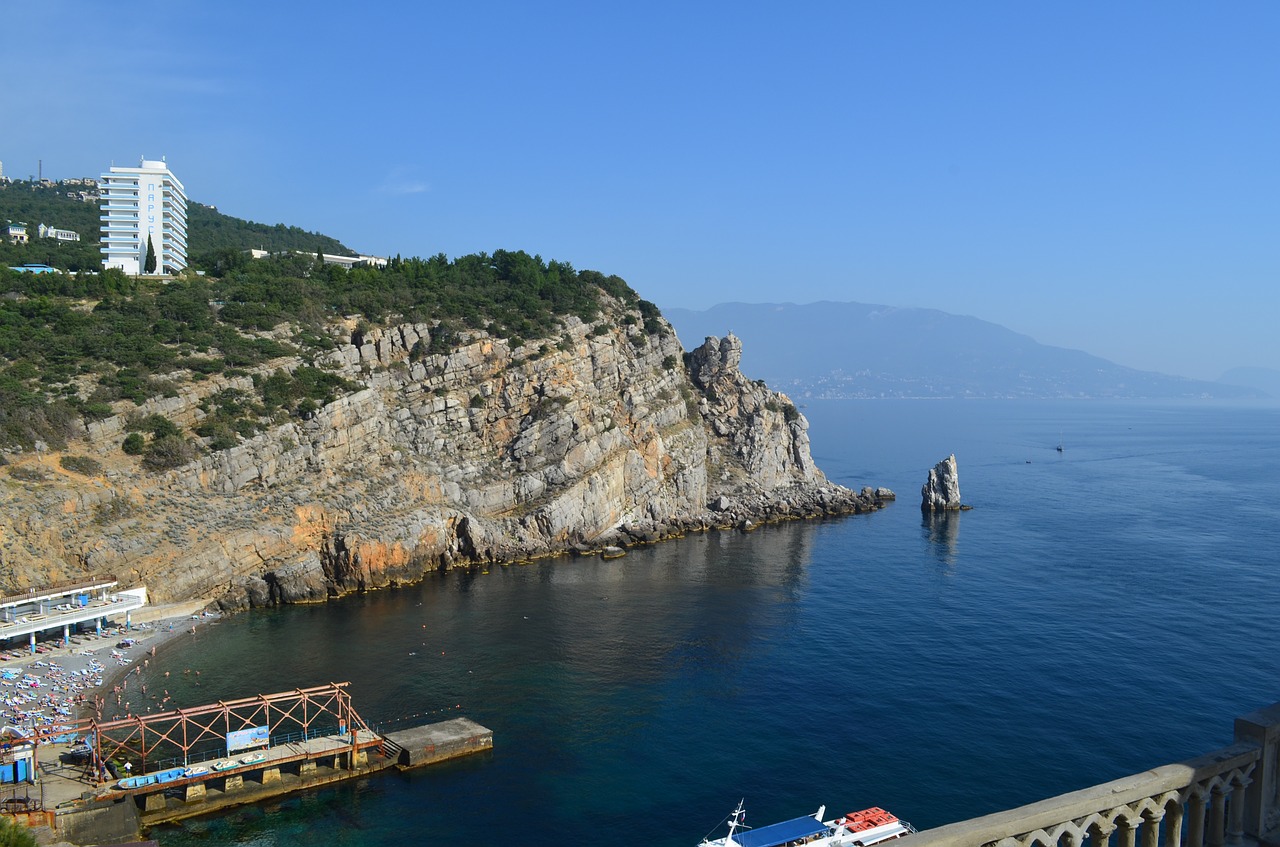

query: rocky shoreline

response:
[599,481,895,546]
[221,480,896,612]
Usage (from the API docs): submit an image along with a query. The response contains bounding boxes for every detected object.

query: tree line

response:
[0,248,654,460]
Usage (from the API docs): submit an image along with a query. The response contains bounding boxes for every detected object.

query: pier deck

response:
[23,683,492,842]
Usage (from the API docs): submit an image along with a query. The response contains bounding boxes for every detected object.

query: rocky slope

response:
[0,300,889,609]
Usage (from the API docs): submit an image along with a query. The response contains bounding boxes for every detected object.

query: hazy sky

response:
[3,2,1277,381]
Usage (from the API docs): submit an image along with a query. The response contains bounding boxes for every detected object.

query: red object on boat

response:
[841,808,900,831]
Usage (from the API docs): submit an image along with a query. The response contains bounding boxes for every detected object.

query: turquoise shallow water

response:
[138,399,1280,847]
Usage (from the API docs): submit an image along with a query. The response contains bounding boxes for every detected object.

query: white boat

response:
[700,801,915,847]
[239,750,267,765]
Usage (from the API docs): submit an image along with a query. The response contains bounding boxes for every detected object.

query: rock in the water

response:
[921,454,962,511]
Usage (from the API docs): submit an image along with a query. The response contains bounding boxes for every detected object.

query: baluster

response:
[1117,815,1139,847]
[1143,808,1166,847]
[1228,774,1252,846]
[1208,786,1227,847]
[1187,791,1207,847]
[1165,799,1185,847]
[1089,822,1116,847]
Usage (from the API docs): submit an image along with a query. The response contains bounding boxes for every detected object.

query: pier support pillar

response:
[28,632,35,655]
[63,624,70,646]
[299,761,316,777]
[143,792,166,813]
[223,775,243,792]
[125,611,131,630]
[262,767,281,785]
[184,782,206,802]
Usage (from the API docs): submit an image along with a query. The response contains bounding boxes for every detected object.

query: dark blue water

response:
[142,400,1280,847]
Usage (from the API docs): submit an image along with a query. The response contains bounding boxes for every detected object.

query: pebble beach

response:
[0,600,216,739]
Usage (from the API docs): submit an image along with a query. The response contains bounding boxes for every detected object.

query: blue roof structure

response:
[731,816,828,847]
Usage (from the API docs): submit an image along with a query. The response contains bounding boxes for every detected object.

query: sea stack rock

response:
[921,454,962,511]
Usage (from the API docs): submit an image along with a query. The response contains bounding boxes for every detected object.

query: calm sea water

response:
[139,399,1280,847]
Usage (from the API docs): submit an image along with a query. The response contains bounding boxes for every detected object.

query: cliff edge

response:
[0,300,887,609]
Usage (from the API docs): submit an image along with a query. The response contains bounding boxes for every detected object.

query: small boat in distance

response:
[240,750,268,765]
[700,801,915,847]
[183,765,210,778]
[211,759,238,771]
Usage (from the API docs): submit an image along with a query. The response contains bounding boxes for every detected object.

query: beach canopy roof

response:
[731,816,828,847]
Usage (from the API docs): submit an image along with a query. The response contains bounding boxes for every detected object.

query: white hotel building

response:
[99,158,188,275]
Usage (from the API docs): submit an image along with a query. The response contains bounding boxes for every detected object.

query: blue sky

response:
[3,2,1277,381]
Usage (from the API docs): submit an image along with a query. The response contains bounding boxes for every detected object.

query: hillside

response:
[0,247,640,451]
[664,301,1261,400]
[0,178,353,271]
[0,248,880,602]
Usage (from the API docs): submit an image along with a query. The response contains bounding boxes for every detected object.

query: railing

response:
[900,702,1280,847]
[122,726,346,774]
[0,577,118,608]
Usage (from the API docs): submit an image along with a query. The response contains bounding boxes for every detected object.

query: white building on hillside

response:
[38,223,81,242]
[99,158,188,274]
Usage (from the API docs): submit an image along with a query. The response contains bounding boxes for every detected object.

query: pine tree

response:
[144,234,157,273]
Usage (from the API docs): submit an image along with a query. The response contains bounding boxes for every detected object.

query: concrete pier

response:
[38,716,492,843]
[384,717,493,767]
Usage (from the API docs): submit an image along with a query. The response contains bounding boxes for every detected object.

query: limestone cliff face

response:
[0,301,886,609]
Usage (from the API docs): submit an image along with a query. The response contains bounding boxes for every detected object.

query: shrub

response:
[127,414,180,439]
[122,433,145,455]
[95,498,134,524]
[81,402,115,422]
[141,434,199,471]
[8,465,47,482]
[59,455,103,476]
[0,814,38,847]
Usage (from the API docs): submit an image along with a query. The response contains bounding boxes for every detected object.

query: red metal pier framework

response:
[36,682,375,781]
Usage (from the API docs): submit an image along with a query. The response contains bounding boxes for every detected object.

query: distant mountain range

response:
[1217,367,1280,400]
[663,301,1270,401]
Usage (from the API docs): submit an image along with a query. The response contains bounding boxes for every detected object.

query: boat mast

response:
[725,800,747,845]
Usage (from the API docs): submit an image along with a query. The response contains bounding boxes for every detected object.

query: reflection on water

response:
[142,523,834,847]
[922,510,960,567]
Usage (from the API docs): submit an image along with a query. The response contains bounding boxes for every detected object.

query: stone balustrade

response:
[900,702,1280,847]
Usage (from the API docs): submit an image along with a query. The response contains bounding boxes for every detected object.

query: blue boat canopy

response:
[731,816,828,847]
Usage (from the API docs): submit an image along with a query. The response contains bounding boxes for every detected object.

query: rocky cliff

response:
[0,300,888,609]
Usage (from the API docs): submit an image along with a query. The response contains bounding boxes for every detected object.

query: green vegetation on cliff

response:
[0,245,651,453]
